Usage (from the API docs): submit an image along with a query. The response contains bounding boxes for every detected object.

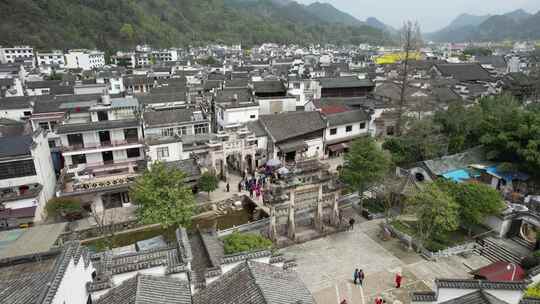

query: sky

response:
[295,0,540,32]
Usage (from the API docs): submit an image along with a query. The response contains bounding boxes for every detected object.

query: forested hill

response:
[0,0,388,51]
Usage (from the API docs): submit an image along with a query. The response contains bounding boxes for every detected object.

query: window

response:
[250,115,256,119]
[157,147,169,160]
[126,148,141,158]
[177,126,188,135]
[293,83,301,89]
[23,111,31,116]
[346,125,353,132]
[195,123,208,135]
[48,140,56,148]
[124,128,139,142]
[330,128,337,135]
[360,122,366,129]
[161,128,174,137]
[0,160,36,179]
[71,155,87,166]
[97,111,109,121]
[38,122,50,131]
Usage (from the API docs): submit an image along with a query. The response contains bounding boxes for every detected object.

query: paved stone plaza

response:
[283,218,491,304]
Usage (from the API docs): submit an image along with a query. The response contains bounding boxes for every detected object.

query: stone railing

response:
[382,222,479,261]
[216,218,270,237]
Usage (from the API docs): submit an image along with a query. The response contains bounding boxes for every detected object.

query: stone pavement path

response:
[282,219,491,304]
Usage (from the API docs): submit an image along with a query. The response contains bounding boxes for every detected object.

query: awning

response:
[328,143,349,152]
[278,141,307,153]
[0,206,37,220]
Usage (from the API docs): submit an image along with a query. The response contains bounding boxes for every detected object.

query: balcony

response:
[0,184,43,203]
[61,138,143,154]
[59,160,143,195]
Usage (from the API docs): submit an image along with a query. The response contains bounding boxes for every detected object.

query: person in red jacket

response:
[395,272,403,288]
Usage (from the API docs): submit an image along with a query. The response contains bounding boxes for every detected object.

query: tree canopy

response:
[383,118,447,166]
[342,137,391,208]
[131,162,196,228]
[407,183,460,246]
[199,172,219,199]
[437,180,505,235]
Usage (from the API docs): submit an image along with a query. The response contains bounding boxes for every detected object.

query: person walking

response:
[353,268,359,285]
[358,269,365,286]
[249,186,254,198]
[226,182,230,192]
[238,181,242,192]
[395,272,403,288]
[349,218,356,231]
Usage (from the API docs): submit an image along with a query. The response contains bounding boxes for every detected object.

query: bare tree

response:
[395,20,423,136]
[91,206,118,250]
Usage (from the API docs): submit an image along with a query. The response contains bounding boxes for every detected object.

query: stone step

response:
[511,236,536,251]
[475,238,522,265]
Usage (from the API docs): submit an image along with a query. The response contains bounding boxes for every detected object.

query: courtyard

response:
[282,217,492,304]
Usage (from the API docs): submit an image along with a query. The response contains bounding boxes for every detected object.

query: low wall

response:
[382,222,478,261]
[217,218,271,237]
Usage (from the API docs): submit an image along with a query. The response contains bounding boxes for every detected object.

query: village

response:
[0,38,540,304]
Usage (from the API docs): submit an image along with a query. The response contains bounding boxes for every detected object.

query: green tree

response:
[131,162,196,228]
[407,183,460,247]
[199,172,219,200]
[119,23,136,43]
[342,137,391,212]
[479,95,540,173]
[45,197,82,220]
[223,231,273,254]
[383,118,447,165]
[437,181,505,236]
[434,102,484,154]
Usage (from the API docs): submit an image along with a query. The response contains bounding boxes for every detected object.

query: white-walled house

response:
[65,49,105,70]
[0,130,56,226]
[253,80,297,115]
[0,96,33,121]
[0,241,95,304]
[214,88,260,129]
[55,95,144,213]
[322,109,370,157]
[411,279,528,304]
[216,102,260,129]
[0,46,34,65]
[143,108,211,163]
[36,50,65,68]
[259,111,326,162]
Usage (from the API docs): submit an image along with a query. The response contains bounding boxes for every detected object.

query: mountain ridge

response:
[428,9,540,42]
[0,0,388,51]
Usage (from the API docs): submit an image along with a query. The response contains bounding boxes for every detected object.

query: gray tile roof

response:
[259,111,325,143]
[324,109,370,127]
[0,242,92,304]
[411,291,437,302]
[253,81,286,94]
[247,120,268,137]
[138,92,187,105]
[0,272,50,304]
[193,260,315,304]
[434,64,493,82]
[438,290,509,304]
[0,135,33,158]
[318,76,374,89]
[435,279,529,290]
[0,96,33,110]
[164,159,202,182]
[56,119,140,134]
[215,88,253,103]
[143,109,196,127]
[95,274,192,304]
